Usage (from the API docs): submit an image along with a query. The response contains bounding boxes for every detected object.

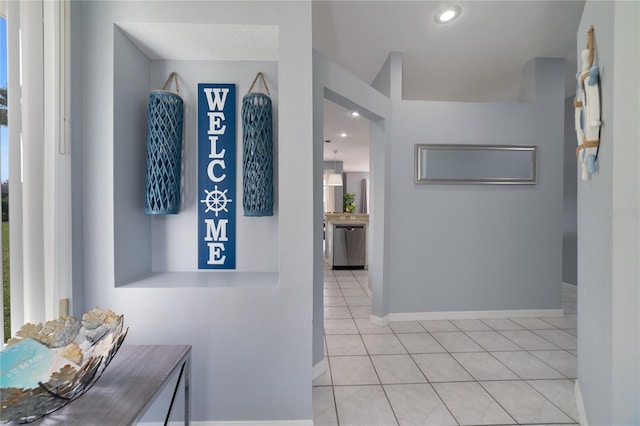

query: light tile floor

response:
[314,267,579,426]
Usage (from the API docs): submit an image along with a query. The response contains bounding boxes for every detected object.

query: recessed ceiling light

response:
[435,5,461,24]
[340,132,348,138]
[351,111,360,117]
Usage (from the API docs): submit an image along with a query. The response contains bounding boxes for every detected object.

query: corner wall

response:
[563,97,578,285]
[387,58,566,315]
[577,1,640,425]
[74,1,313,422]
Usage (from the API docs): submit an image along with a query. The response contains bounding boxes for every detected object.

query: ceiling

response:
[323,99,370,173]
[316,0,586,171]
[117,23,279,61]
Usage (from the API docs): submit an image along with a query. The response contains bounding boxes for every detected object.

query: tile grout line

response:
[321,270,578,426]
[418,326,521,424]
[448,326,549,385]
[326,269,341,426]
[391,323,461,425]
[335,270,401,425]
[529,328,578,351]
[326,345,342,426]
[525,349,576,380]
[459,327,528,352]
[473,380,526,425]
[325,269,340,426]
[360,309,401,426]
[472,324,576,382]
[329,269,364,426]
[494,328,562,352]
[523,378,582,423]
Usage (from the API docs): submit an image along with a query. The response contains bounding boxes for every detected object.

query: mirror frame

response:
[414,144,538,185]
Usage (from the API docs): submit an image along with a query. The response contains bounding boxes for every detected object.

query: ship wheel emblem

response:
[200,185,232,217]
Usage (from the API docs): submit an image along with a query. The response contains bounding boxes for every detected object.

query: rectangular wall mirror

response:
[415,144,538,185]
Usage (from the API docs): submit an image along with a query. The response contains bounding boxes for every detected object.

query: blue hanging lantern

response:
[145,72,184,214]
[242,72,273,217]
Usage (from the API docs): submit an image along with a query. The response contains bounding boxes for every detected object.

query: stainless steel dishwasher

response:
[333,224,366,269]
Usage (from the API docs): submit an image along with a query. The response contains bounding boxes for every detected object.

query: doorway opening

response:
[322,99,371,280]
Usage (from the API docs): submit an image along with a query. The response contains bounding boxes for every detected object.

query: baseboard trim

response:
[140,421,313,426]
[370,314,389,326]
[371,309,564,325]
[574,379,588,426]
[312,358,327,380]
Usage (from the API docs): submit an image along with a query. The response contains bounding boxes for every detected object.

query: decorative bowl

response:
[1,308,128,424]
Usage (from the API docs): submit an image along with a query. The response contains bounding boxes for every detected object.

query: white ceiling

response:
[323,99,371,172]
[117,23,279,61]
[315,0,585,170]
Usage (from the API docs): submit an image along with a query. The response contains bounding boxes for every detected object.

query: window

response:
[1,11,7,342]
[1,0,71,342]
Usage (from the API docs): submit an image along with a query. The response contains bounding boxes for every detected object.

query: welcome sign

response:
[198,84,236,269]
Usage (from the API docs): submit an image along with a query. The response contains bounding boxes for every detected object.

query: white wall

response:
[577,2,640,425]
[387,57,566,315]
[563,97,578,285]
[112,25,152,284]
[74,1,313,422]
[345,172,369,213]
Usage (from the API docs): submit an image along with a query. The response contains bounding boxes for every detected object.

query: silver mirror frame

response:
[414,144,538,185]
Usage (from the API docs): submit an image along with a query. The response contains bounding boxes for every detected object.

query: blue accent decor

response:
[242,93,273,217]
[198,84,236,269]
[0,338,54,389]
[588,66,599,86]
[587,154,597,174]
[145,90,184,214]
[580,109,584,131]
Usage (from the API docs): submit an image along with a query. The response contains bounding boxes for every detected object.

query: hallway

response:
[313,266,579,425]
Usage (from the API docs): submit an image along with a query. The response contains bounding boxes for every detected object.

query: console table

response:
[31,345,191,426]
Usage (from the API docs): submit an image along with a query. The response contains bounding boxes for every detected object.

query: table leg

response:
[184,355,190,426]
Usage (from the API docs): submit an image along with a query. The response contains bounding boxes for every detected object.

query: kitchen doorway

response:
[322,99,371,278]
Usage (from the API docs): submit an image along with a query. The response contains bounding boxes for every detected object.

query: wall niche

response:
[113,23,279,288]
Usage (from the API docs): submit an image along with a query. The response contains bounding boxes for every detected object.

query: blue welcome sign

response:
[198,84,236,269]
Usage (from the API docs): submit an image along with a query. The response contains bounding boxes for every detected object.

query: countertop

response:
[324,213,369,224]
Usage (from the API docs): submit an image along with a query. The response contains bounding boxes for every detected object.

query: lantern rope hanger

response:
[247,72,270,96]
[160,71,180,93]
